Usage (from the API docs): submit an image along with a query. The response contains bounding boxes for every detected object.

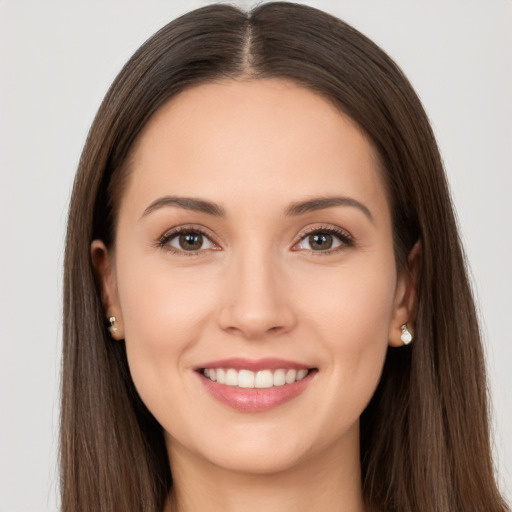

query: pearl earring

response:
[108,316,119,336]
[400,324,413,345]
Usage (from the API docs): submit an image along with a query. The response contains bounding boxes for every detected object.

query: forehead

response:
[121,78,388,220]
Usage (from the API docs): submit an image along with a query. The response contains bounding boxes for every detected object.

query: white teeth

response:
[238,369,255,388]
[216,368,226,385]
[225,368,238,386]
[273,369,286,387]
[285,369,297,384]
[255,370,273,388]
[202,367,311,388]
[296,369,308,381]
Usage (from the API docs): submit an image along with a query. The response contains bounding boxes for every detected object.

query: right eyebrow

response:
[285,195,374,224]
[140,196,226,220]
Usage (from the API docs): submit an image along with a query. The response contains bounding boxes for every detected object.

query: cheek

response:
[116,258,218,405]
[119,255,218,339]
[300,253,396,344]
[298,255,396,411]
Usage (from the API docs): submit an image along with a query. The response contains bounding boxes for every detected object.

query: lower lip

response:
[198,371,315,412]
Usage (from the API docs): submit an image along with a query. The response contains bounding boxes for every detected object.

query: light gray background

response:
[1,1,510,510]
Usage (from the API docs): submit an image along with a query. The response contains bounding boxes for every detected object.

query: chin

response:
[202,442,311,476]
[166,417,358,478]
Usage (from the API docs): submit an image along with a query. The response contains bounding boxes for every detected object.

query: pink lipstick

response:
[196,358,316,412]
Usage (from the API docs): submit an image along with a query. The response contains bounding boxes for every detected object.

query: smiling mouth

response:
[196,358,317,411]
[201,367,313,389]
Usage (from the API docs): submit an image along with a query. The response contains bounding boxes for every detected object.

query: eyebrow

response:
[285,196,373,222]
[142,196,226,218]
[141,195,373,222]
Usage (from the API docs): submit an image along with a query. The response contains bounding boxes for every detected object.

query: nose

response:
[217,249,297,341]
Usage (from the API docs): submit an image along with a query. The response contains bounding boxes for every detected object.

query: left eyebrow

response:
[285,196,374,223]
[140,195,226,219]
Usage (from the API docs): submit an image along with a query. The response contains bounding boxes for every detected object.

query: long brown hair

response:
[61,3,508,511]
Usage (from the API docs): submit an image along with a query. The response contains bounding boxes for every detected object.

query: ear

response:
[91,239,124,340]
[388,241,421,347]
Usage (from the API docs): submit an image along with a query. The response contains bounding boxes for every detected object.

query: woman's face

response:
[94,79,414,475]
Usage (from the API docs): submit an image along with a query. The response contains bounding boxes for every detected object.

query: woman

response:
[61,2,509,511]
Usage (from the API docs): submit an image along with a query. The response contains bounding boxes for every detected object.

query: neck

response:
[164,425,365,512]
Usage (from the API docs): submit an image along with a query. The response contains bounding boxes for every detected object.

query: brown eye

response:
[164,230,216,253]
[178,232,204,251]
[308,233,333,250]
[294,228,350,252]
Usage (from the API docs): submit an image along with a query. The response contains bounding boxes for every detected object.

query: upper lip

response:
[196,357,313,372]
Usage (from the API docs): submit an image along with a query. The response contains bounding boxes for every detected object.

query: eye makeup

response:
[155,223,355,257]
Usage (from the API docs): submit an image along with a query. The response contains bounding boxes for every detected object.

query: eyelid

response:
[156,223,354,256]
[292,224,354,254]
[156,224,221,256]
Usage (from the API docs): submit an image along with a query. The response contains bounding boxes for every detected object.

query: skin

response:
[92,79,418,512]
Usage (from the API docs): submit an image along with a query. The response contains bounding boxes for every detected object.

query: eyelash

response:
[156,226,218,257]
[156,225,354,257]
[295,225,354,255]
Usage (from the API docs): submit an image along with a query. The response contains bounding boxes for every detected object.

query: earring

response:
[400,324,413,345]
[108,316,119,336]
